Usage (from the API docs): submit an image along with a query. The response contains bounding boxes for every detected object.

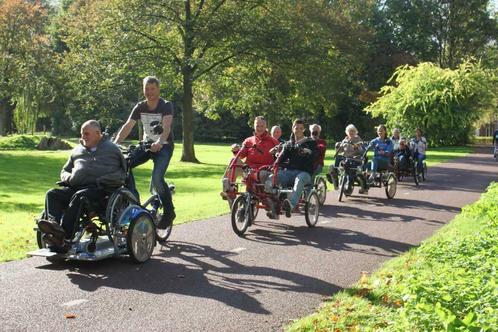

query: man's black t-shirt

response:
[130,98,173,144]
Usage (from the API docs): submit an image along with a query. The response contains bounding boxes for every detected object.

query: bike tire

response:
[315,177,327,206]
[127,213,156,264]
[385,173,397,199]
[231,194,252,236]
[305,192,320,227]
[413,164,419,186]
[338,175,346,202]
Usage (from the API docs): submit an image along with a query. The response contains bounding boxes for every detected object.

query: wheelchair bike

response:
[393,148,420,186]
[225,142,320,236]
[334,142,397,201]
[29,127,174,263]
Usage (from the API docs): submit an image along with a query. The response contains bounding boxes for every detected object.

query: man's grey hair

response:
[345,124,358,135]
[309,124,321,132]
[271,125,281,135]
[143,76,160,87]
[81,120,101,132]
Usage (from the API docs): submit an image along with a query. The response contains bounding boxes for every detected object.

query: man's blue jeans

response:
[275,169,311,208]
[128,144,174,215]
[415,153,426,172]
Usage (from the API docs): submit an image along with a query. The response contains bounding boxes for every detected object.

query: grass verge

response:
[287,182,498,332]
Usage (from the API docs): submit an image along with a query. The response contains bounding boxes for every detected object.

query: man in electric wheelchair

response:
[37,120,126,251]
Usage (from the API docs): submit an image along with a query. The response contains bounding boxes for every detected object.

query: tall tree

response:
[0,0,52,135]
[380,0,497,68]
[61,0,283,162]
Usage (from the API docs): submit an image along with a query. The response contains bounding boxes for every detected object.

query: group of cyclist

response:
[223,117,428,214]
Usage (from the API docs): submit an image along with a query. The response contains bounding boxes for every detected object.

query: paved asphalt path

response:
[1,147,497,331]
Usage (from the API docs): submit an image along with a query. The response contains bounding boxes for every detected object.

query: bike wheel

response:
[231,194,252,236]
[250,201,259,223]
[412,164,419,186]
[305,192,320,227]
[422,162,427,181]
[338,174,346,202]
[315,177,327,206]
[385,173,397,199]
[143,195,171,244]
[127,213,156,263]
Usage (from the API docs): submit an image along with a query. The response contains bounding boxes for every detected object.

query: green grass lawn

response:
[287,182,498,331]
[0,141,471,262]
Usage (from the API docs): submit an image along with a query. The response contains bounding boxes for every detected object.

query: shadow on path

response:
[37,242,340,315]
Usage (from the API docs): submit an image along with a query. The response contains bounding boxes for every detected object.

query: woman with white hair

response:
[391,128,401,152]
[326,124,364,192]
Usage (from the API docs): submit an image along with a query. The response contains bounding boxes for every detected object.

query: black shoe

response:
[42,232,65,248]
[158,210,176,229]
[38,219,66,237]
[282,199,292,218]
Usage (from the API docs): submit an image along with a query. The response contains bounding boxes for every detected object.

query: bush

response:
[0,135,41,150]
[365,61,497,146]
[471,136,494,145]
[0,135,72,150]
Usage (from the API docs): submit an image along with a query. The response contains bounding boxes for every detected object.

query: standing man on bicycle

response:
[114,76,176,229]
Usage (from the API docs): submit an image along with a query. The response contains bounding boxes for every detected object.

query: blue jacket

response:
[369,137,393,160]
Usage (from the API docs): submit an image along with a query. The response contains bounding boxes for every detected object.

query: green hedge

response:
[471,136,494,145]
[288,182,498,331]
[0,135,41,150]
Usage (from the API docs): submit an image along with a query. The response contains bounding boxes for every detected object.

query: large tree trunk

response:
[180,0,199,163]
[180,71,199,163]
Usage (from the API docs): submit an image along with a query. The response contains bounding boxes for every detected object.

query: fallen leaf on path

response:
[64,314,77,319]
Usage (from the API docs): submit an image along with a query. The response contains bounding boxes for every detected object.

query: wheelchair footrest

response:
[27,248,61,258]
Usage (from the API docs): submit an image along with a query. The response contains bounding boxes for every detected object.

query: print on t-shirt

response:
[141,115,163,142]
[130,98,174,144]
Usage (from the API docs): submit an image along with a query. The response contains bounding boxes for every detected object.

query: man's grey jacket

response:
[60,137,126,190]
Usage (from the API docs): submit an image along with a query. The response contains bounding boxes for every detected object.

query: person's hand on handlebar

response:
[150,141,163,153]
[231,143,241,153]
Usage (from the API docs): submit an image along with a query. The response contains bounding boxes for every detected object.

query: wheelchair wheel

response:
[127,213,156,263]
[315,177,327,206]
[305,192,320,227]
[36,230,47,249]
[106,189,137,237]
[385,173,397,199]
[231,194,252,236]
[36,211,48,249]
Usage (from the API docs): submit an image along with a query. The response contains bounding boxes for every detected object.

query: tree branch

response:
[127,27,182,67]
[193,48,249,80]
